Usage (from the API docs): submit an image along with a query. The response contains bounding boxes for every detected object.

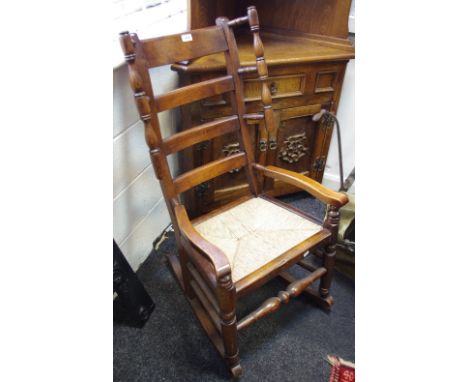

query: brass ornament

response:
[222,142,242,173]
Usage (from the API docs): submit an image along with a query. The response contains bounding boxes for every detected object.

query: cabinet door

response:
[266,104,323,196]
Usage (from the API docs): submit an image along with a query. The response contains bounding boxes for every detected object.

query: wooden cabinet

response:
[173,0,355,217]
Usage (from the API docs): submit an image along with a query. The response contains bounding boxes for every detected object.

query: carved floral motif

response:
[278,133,309,163]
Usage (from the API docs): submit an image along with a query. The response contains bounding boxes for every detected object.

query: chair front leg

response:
[319,205,340,298]
[178,246,195,299]
[217,274,242,377]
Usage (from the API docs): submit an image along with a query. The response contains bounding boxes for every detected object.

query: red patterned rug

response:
[327,355,355,382]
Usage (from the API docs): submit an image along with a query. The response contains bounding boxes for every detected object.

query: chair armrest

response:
[254,164,349,208]
[173,204,232,279]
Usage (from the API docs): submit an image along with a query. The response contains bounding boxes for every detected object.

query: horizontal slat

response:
[187,263,219,311]
[154,75,234,112]
[190,280,221,333]
[163,116,239,154]
[141,26,228,67]
[174,152,246,194]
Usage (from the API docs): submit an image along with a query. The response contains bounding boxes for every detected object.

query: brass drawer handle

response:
[270,82,278,95]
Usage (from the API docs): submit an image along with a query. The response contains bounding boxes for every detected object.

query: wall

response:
[323,59,355,192]
[113,64,179,270]
[323,5,355,192]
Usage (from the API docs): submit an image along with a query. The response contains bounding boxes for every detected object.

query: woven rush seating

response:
[194,196,323,283]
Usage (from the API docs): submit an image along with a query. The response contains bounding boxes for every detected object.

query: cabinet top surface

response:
[171,31,355,73]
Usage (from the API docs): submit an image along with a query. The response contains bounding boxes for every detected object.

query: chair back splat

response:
[119,6,348,378]
[119,7,270,223]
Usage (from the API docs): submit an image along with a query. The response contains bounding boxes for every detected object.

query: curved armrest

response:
[173,204,231,279]
[254,164,349,208]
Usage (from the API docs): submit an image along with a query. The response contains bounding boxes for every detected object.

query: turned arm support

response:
[173,204,231,280]
[253,164,349,208]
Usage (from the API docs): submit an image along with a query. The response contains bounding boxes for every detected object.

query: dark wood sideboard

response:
[172,0,355,217]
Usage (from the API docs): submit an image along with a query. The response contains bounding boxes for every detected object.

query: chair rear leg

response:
[217,274,242,377]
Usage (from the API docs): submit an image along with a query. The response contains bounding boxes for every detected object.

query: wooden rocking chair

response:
[120,6,348,377]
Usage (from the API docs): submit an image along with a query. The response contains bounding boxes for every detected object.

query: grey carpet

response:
[114,193,354,381]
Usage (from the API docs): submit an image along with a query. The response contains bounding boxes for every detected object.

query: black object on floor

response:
[114,193,354,381]
[114,240,155,328]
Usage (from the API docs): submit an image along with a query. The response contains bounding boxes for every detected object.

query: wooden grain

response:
[189,0,352,39]
[278,270,334,310]
[238,0,352,39]
[171,32,354,73]
[154,75,234,112]
[255,164,349,207]
[320,205,340,298]
[216,16,261,196]
[163,115,239,154]
[237,267,326,330]
[187,262,219,310]
[174,152,247,194]
[174,204,231,278]
[141,26,228,68]
[190,279,222,332]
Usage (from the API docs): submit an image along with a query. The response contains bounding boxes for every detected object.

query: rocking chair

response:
[119,6,348,377]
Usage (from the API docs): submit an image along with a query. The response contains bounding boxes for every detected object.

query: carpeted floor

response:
[114,193,355,381]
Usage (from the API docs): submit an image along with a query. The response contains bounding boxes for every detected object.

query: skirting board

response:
[322,172,355,194]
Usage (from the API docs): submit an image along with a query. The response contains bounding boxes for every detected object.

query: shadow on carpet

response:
[114,193,354,382]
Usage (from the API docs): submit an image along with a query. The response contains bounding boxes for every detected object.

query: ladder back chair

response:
[120,6,348,377]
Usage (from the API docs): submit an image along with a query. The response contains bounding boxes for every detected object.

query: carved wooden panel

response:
[315,71,338,94]
[274,115,316,174]
[278,132,309,164]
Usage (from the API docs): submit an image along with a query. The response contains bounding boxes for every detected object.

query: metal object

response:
[269,81,278,95]
[312,156,326,172]
[113,240,155,328]
[195,182,209,196]
[268,138,277,150]
[196,140,209,151]
[222,142,242,173]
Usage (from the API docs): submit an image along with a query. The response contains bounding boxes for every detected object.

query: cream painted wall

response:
[113,64,179,270]
[323,59,355,192]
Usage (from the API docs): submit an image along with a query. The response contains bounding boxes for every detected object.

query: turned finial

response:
[247,6,260,32]
[119,31,136,63]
